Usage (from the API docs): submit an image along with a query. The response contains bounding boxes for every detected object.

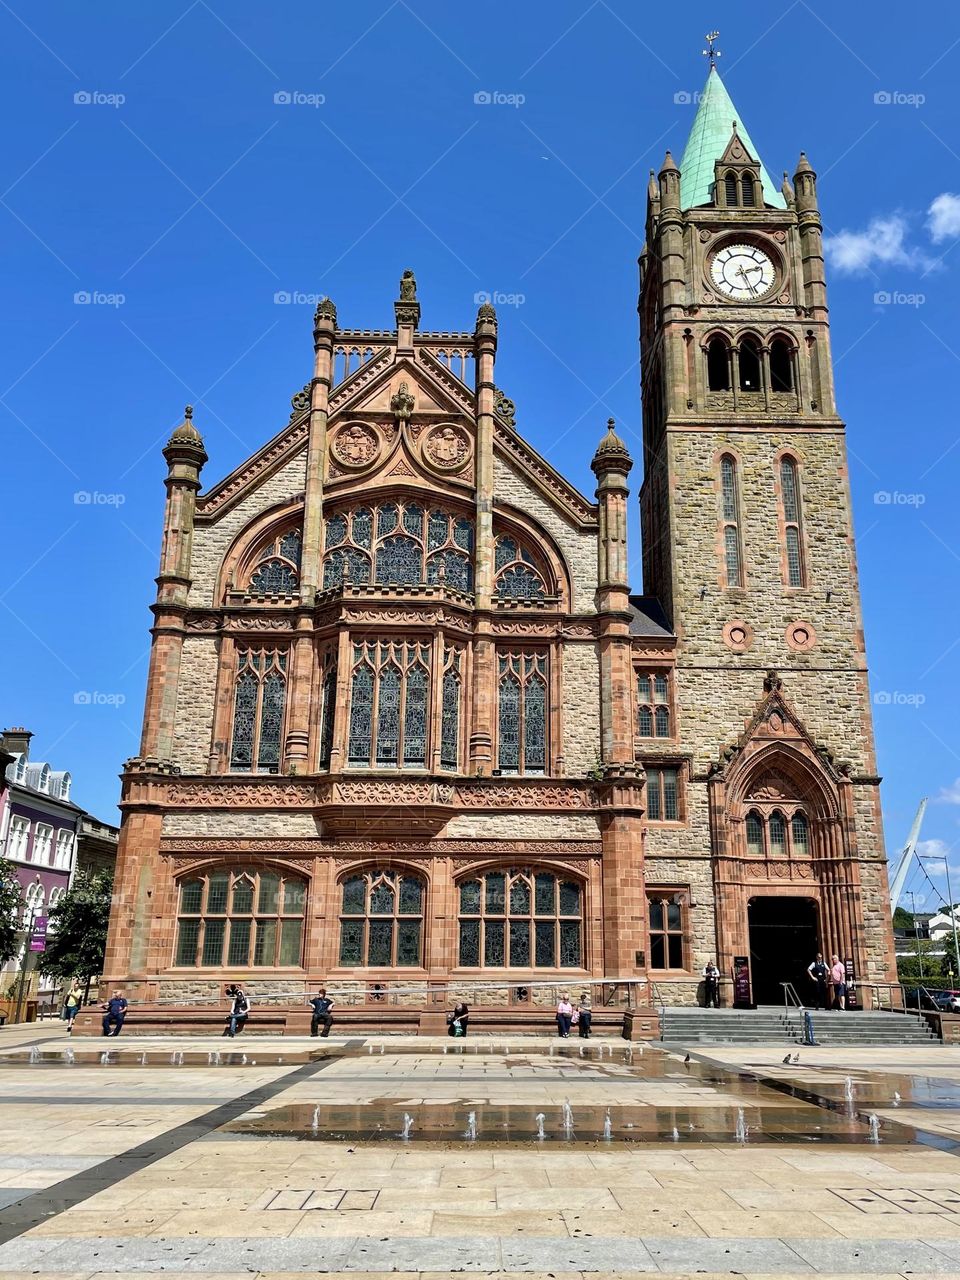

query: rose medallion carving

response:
[424,423,470,470]
[332,423,379,469]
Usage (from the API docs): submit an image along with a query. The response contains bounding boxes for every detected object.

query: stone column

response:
[598,768,647,979]
[300,299,337,600]
[469,302,498,774]
[591,420,634,766]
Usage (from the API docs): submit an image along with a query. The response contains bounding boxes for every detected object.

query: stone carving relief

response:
[332,422,380,469]
[423,423,470,470]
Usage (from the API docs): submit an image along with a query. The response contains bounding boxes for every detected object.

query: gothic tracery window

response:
[347,641,431,768]
[174,868,306,968]
[338,869,425,967]
[440,647,463,770]
[744,807,811,857]
[323,502,474,592]
[317,650,337,771]
[457,869,583,968]
[494,535,549,600]
[246,529,302,595]
[230,649,287,772]
[497,652,548,773]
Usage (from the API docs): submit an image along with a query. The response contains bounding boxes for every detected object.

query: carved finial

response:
[314,296,337,326]
[165,404,206,460]
[702,30,721,69]
[591,417,632,475]
[399,269,417,301]
[763,669,783,693]
[477,299,497,323]
[184,404,193,420]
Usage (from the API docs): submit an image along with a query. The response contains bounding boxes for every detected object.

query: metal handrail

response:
[649,980,666,1012]
[780,981,805,1013]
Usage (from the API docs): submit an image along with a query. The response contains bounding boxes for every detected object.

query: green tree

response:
[43,870,114,999]
[893,906,914,930]
[0,857,22,967]
[897,939,950,984]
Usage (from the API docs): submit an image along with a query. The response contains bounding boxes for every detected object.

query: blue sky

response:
[1,3,958,912]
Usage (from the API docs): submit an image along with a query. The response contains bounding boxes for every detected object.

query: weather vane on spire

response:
[702,30,721,69]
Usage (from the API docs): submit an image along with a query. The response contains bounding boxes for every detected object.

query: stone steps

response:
[660,1007,940,1047]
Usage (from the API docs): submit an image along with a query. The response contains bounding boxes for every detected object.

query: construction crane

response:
[889,798,928,913]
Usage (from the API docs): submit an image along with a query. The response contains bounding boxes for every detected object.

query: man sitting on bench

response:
[309,988,334,1038]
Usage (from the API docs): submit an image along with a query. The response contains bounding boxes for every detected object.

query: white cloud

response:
[824,215,927,275]
[938,778,960,805]
[918,838,951,859]
[928,192,960,243]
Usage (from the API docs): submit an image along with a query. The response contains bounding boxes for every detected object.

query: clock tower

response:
[638,58,895,996]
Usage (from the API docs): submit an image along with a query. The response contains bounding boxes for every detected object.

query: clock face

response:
[710,243,776,301]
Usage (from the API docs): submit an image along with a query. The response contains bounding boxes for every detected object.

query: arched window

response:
[24,879,44,924]
[174,867,306,968]
[347,640,432,768]
[769,338,793,392]
[738,338,762,392]
[724,171,738,206]
[457,869,583,968]
[707,337,731,391]
[791,811,809,854]
[497,652,548,773]
[769,810,787,855]
[779,457,805,587]
[323,503,473,592]
[247,529,302,595]
[636,672,671,738]
[338,869,425,967]
[440,648,463,770]
[746,811,764,855]
[494,535,549,600]
[648,891,684,969]
[740,172,755,207]
[719,455,743,588]
[230,649,287,772]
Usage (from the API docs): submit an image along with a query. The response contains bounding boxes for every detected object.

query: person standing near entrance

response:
[702,960,720,1008]
[807,953,829,1010]
[309,988,334,1038]
[829,954,847,1011]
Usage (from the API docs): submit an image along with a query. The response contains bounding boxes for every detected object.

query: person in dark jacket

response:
[309,988,335,1037]
[447,1002,469,1036]
[223,984,250,1037]
[101,991,128,1037]
[575,999,592,1038]
[807,953,830,1010]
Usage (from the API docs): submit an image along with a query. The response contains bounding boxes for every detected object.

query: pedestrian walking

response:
[807,953,830,1010]
[702,960,720,1008]
[223,983,250,1037]
[829,955,847,1011]
[62,981,83,1033]
[101,990,128,1037]
[556,994,573,1038]
[309,988,335,1038]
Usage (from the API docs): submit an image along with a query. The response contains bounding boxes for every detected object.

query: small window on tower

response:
[740,172,756,207]
[707,337,730,391]
[738,338,762,392]
[724,171,738,206]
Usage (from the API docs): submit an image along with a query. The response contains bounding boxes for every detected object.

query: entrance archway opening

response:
[747,895,819,1005]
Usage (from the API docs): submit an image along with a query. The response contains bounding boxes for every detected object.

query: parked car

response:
[932,990,960,1014]
[903,988,960,1014]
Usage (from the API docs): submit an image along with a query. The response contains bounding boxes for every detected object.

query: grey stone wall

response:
[561,643,601,775]
[172,638,219,772]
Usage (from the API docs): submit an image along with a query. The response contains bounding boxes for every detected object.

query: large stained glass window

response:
[457,869,583,969]
[497,652,548,774]
[719,455,743,588]
[494,535,548,600]
[338,869,425,967]
[174,868,306,968]
[246,528,302,595]
[323,502,474,593]
[230,649,288,772]
[347,641,431,768]
[440,647,463,770]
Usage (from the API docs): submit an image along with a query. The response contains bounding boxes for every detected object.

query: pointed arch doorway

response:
[747,895,820,1005]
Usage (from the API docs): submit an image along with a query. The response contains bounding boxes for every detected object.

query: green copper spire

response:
[679,67,785,211]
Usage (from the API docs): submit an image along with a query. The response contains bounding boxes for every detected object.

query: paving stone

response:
[500,1235,658,1271]
[789,1237,960,1273]
[641,1235,814,1272]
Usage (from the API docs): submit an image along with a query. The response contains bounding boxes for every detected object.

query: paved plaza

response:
[1,1024,960,1277]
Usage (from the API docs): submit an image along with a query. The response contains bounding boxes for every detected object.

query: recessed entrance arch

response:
[747,895,820,1005]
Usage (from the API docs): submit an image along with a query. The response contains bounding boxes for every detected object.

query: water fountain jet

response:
[401,1112,414,1140]
[602,1109,612,1141]
[735,1107,748,1143]
[535,1112,545,1140]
